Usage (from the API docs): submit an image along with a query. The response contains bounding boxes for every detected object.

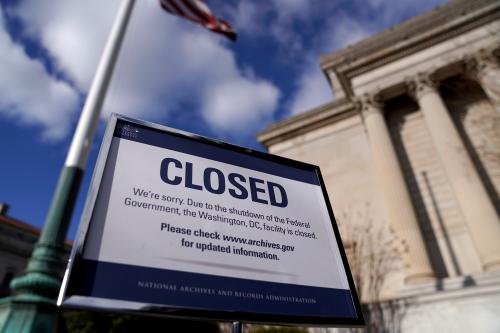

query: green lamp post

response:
[0,1,135,331]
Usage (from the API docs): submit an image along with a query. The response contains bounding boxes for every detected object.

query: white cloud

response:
[284,13,371,117]
[3,0,448,140]
[0,7,79,141]
[288,62,332,115]
[322,13,374,52]
[102,1,281,133]
[202,78,280,132]
[272,0,309,15]
[229,0,315,53]
[231,1,268,35]
[357,0,446,27]
[267,0,312,53]
[9,0,280,137]
[286,0,446,117]
[14,0,120,91]
[224,2,362,118]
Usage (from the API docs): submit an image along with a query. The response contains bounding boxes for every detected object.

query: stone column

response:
[465,48,500,112]
[359,93,435,283]
[408,72,500,272]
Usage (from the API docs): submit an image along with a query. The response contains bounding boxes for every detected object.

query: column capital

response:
[354,92,384,118]
[406,72,439,101]
[464,48,500,80]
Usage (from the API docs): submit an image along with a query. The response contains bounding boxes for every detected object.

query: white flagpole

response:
[1,2,137,332]
[66,0,136,170]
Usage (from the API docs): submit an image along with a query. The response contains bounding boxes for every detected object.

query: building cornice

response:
[320,0,500,97]
[0,215,73,248]
[0,215,40,235]
[258,98,356,148]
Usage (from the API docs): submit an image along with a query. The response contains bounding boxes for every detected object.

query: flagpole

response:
[66,0,135,172]
[0,0,135,331]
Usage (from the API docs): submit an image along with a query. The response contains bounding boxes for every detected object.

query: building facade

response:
[0,204,71,298]
[258,0,500,331]
[0,204,41,297]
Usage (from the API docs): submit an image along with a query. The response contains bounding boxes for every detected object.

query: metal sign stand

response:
[232,321,242,333]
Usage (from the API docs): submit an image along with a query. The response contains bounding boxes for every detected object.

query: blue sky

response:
[0,0,447,239]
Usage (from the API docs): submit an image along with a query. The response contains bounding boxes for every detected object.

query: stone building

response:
[0,204,71,297]
[0,203,40,297]
[258,0,500,331]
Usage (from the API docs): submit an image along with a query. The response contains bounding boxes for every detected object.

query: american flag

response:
[159,0,237,41]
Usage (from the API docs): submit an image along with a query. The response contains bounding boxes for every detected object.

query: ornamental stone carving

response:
[465,48,500,77]
[406,72,439,101]
[355,92,384,118]
[465,47,500,112]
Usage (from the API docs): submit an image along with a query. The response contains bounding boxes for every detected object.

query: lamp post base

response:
[0,294,58,333]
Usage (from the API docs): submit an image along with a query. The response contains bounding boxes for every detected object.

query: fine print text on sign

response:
[58,114,364,327]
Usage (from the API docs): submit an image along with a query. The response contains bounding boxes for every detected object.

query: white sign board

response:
[59,114,364,327]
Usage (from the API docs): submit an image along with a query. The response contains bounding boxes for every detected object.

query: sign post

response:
[232,321,242,333]
[58,114,364,328]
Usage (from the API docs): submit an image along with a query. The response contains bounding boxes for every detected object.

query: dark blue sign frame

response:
[58,114,365,328]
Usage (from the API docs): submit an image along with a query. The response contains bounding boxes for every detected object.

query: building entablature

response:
[353,43,500,114]
[259,0,500,149]
[320,0,500,101]
[257,98,356,149]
